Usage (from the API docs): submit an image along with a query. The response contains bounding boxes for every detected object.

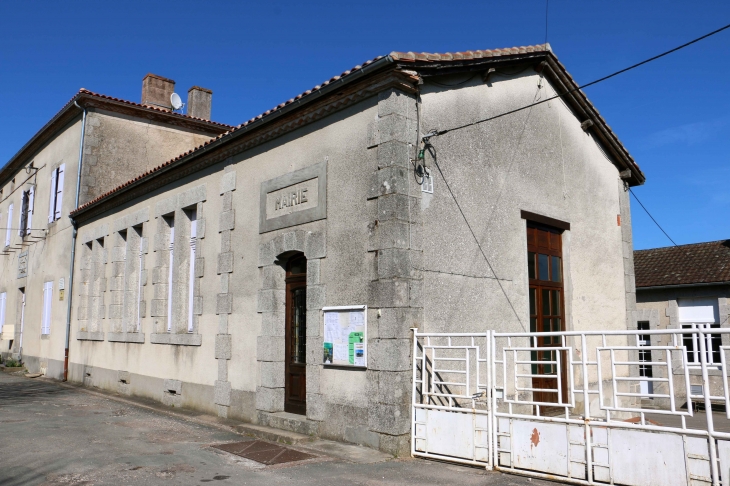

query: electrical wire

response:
[545,0,550,44]
[629,188,678,246]
[425,22,730,140]
[427,144,526,331]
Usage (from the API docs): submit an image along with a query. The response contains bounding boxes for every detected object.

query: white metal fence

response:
[411,328,730,486]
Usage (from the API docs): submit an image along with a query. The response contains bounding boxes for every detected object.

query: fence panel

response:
[412,328,730,485]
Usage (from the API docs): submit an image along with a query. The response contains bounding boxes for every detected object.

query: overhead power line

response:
[425,22,730,140]
[629,188,678,247]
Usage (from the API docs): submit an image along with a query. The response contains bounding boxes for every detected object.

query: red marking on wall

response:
[617,214,621,226]
[530,428,540,448]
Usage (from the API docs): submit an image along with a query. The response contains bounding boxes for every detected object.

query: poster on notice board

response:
[322,305,366,368]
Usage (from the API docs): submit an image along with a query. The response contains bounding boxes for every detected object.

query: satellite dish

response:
[170,92,183,110]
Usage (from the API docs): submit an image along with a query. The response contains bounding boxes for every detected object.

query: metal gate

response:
[412,328,730,486]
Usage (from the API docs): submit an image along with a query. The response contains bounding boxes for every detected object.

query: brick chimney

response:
[141,73,175,111]
[187,86,212,120]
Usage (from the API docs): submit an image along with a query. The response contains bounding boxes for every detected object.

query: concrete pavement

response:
[0,371,549,485]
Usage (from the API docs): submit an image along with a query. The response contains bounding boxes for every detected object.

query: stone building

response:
[634,239,730,407]
[0,75,230,379]
[65,44,644,455]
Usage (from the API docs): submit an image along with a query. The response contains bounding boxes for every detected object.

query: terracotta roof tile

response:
[634,240,730,288]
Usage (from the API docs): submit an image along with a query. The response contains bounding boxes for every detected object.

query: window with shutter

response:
[19,191,29,236]
[6,204,13,246]
[26,186,34,235]
[49,167,57,223]
[54,164,64,221]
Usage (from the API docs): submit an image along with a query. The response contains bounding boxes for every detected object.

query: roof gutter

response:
[71,55,395,221]
[63,100,86,382]
[637,281,730,291]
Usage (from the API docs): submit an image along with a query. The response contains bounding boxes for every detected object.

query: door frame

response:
[284,255,307,415]
[526,222,568,406]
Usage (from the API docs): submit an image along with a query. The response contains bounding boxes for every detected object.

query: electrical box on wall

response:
[322,305,367,368]
[421,169,433,194]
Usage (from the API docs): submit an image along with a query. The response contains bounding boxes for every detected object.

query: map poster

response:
[322,305,367,368]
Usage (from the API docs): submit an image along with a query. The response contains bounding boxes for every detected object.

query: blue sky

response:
[1,1,728,250]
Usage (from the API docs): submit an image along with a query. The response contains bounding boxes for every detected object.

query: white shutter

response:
[167,222,174,332]
[42,282,53,335]
[5,204,13,246]
[0,292,6,328]
[49,167,57,223]
[54,164,65,220]
[188,216,197,333]
[26,186,34,235]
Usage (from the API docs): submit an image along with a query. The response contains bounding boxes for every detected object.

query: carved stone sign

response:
[18,251,28,279]
[259,162,327,233]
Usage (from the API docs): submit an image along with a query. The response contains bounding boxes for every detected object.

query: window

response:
[42,281,53,335]
[679,298,721,366]
[134,226,144,333]
[187,210,197,333]
[5,204,13,246]
[19,187,34,236]
[166,216,174,332]
[48,164,65,223]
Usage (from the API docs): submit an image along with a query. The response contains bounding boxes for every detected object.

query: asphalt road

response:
[0,371,550,485]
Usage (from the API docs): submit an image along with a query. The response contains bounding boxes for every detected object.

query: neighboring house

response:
[66,43,644,456]
[0,75,230,379]
[634,239,730,407]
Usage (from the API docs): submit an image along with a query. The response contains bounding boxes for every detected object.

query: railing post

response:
[698,327,720,486]
[411,327,419,459]
[582,333,593,484]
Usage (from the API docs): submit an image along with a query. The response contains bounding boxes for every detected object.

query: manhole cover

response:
[213,440,316,465]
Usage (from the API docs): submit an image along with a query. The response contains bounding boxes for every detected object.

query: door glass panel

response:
[552,290,560,315]
[528,252,536,279]
[291,288,306,364]
[551,256,562,282]
[530,317,537,333]
[542,289,550,316]
[529,288,536,315]
[538,254,549,280]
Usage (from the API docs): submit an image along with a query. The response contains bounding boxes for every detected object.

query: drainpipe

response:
[63,100,86,381]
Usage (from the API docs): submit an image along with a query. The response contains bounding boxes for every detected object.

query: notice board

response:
[322,305,367,368]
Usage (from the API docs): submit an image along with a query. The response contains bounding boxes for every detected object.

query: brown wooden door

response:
[285,255,307,415]
[527,223,567,406]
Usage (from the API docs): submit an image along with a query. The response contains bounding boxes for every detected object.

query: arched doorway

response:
[284,253,307,414]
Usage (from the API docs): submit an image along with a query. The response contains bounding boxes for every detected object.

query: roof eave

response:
[637,280,730,291]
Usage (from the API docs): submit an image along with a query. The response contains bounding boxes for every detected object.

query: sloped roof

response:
[634,240,730,288]
[72,44,644,218]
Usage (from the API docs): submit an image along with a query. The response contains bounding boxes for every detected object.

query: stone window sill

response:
[77,331,105,341]
[41,334,50,340]
[150,333,202,346]
[108,332,145,344]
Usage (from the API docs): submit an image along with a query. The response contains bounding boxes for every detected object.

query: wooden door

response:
[527,223,567,405]
[284,255,307,415]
